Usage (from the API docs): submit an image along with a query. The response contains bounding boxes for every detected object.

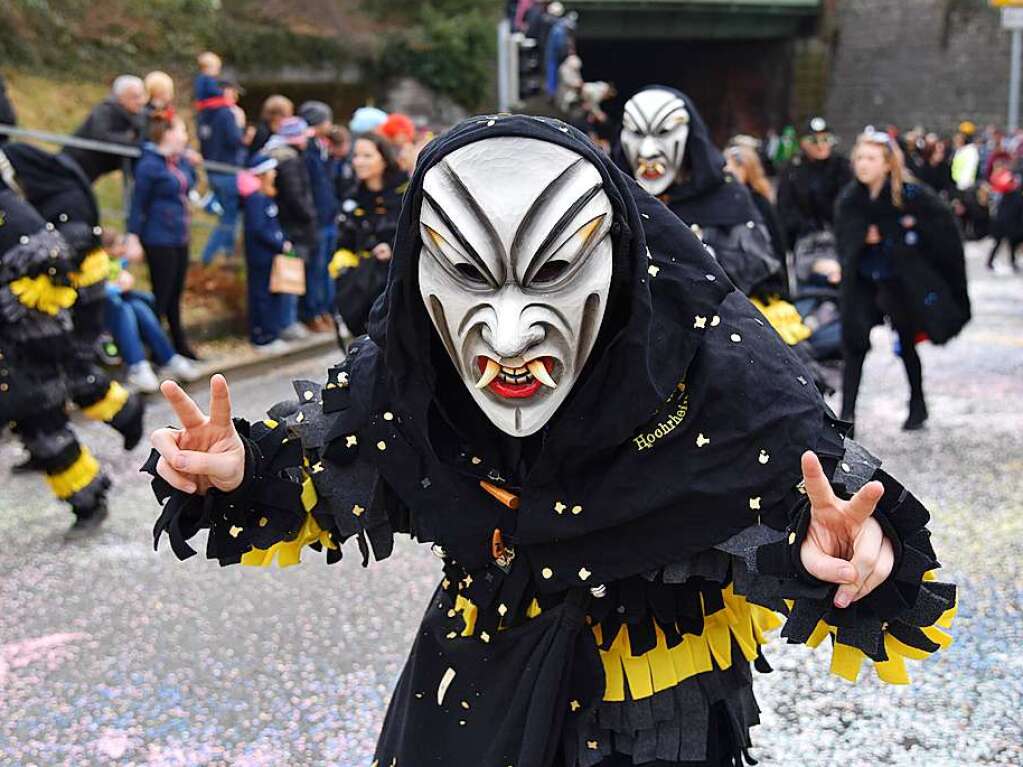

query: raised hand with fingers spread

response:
[150,374,245,495]
[799,450,894,609]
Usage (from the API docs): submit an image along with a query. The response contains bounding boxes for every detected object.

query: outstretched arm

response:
[144,368,397,569]
[743,444,955,685]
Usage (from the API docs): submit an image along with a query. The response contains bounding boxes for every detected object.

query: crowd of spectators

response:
[754,119,1023,271]
[14,52,432,392]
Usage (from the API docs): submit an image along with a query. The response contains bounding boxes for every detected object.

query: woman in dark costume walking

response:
[835,130,970,431]
[144,116,955,766]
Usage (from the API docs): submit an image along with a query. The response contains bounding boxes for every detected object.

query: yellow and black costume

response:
[1,189,110,524]
[145,117,954,767]
[2,143,144,450]
[328,171,408,338]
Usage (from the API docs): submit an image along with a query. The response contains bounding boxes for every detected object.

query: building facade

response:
[568,0,1014,141]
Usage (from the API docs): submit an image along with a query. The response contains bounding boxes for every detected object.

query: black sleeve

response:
[144,365,402,569]
[742,438,956,683]
[91,103,140,147]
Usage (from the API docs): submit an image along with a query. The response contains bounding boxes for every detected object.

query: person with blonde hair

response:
[249,94,294,157]
[725,143,786,263]
[834,128,970,431]
[144,71,175,111]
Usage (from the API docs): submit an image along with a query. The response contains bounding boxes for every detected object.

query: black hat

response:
[805,116,830,135]
[299,100,333,127]
[216,77,245,95]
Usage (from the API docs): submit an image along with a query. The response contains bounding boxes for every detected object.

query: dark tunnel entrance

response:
[575,36,795,146]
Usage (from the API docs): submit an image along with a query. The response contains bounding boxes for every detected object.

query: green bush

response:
[371,0,497,109]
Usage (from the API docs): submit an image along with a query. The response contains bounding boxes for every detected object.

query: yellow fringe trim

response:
[45,447,101,499]
[9,275,77,315]
[595,584,782,702]
[240,472,336,567]
[70,249,110,289]
[808,581,956,685]
[328,248,362,279]
[750,295,812,346]
[81,380,130,422]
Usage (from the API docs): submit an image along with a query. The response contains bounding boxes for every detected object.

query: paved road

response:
[1,243,1020,766]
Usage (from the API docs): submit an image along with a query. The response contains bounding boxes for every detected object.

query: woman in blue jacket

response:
[128,113,198,358]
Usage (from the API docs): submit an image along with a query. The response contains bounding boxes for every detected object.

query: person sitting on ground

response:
[62,75,147,183]
[102,231,200,393]
[239,154,290,354]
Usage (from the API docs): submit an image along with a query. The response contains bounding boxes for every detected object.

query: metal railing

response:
[0,123,248,228]
[0,124,246,174]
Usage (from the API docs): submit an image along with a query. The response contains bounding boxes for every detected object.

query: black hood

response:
[611,86,725,202]
[612,86,755,228]
[0,143,101,254]
[344,114,831,589]
[0,188,47,255]
[369,114,729,467]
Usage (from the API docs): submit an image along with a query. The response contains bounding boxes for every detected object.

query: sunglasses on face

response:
[805,134,833,146]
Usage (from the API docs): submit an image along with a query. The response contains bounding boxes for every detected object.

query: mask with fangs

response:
[417,136,614,437]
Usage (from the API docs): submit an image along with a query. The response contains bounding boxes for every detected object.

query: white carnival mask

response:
[620,88,690,196]
[417,136,614,437]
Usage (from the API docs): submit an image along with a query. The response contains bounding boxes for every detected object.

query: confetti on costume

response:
[145,116,955,766]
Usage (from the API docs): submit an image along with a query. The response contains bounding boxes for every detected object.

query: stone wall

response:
[825,0,1013,140]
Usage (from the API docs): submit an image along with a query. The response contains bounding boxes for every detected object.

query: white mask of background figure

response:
[620,88,691,196]
[417,136,614,437]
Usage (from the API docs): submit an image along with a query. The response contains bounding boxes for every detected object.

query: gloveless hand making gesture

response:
[798,450,894,609]
[150,374,245,495]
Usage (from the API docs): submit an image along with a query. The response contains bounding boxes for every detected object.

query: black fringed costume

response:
[145,117,955,767]
[1,143,144,449]
[0,189,110,517]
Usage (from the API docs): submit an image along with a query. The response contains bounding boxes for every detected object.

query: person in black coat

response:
[910,135,954,199]
[264,116,319,341]
[835,130,970,431]
[0,189,113,537]
[329,132,407,339]
[724,144,787,268]
[63,75,147,183]
[1,141,147,454]
[142,116,957,767]
[777,117,852,247]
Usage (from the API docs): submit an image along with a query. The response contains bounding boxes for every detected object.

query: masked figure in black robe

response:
[1,142,145,454]
[144,116,956,767]
[612,87,813,356]
[0,189,112,535]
